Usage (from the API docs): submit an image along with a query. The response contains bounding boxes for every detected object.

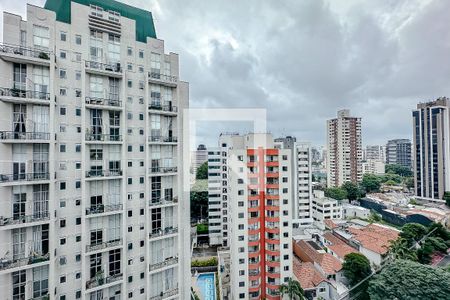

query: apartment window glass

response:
[75,35,82,45]
[32,266,49,298]
[108,34,121,63]
[60,31,67,41]
[150,53,161,75]
[12,270,26,299]
[33,66,50,96]
[90,75,103,98]
[33,25,49,49]
[13,63,27,90]
[90,30,103,61]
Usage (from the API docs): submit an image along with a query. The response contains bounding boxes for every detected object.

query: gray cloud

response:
[1,0,448,147]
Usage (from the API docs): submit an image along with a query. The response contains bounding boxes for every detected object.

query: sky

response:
[1,0,449,148]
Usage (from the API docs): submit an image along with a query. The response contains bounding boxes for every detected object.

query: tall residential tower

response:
[0,1,189,299]
[386,139,411,169]
[326,109,362,187]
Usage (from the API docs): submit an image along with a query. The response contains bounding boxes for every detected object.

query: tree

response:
[342,253,372,286]
[324,187,347,200]
[280,278,304,300]
[400,223,428,246]
[368,260,450,300]
[444,192,450,207]
[388,238,417,261]
[361,174,381,193]
[342,182,363,200]
[190,191,208,222]
[385,164,413,177]
[418,237,450,264]
[196,161,208,180]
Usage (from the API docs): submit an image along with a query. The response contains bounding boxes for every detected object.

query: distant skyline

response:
[2,0,448,146]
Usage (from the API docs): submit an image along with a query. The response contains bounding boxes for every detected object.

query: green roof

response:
[44,0,156,42]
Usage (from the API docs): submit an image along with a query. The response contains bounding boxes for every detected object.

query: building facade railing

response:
[0,87,50,100]
[85,272,123,290]
[0,172,50,183]
[149,227,178,239]
[86,239,122,253]
[0,131,50,141]
[149,256,178,271]
[85,133,122,142]
[148,135,178,143]
[85,61,122,73]
[85,96,121,108]
[85,204,123,215]
[0,43,51,60]
[0,253,49,271]
[0,212,50,226]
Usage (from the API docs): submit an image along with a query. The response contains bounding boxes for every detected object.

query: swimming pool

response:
[197,272,216,300]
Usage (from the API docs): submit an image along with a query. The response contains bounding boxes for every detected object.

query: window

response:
[60,276,66,283]
[75,71,81,80]
[128,47,133,56]
[139,50,144,58]
[59,69,67,79]
[75,52,81,62]
[75,144,81,152]
[60,144,66,152]
[33,25,49,49]
[128,80,132,88]
[60,31,67,41]
[75,35,81,45]
[60,88,67,96]
[60,51,67,59]
[128,63,133,71]
[60,219,66,228]
[60,182,66,190]
[32,267,48,298]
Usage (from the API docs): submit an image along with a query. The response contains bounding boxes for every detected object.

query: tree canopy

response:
[361,174,382,193]
[385,164,413,177]
[342,181,364,200]
[342,253,372,286]
[444,191,450,207]
[280,278,304,300]
[324,187,348,200]
[368,260,450,300]
[196,161,208,180]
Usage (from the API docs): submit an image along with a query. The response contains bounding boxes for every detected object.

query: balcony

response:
[148,135,178,144]
[0,172,50,184]
[86,204,123,216]
[148,102,178,115]
[149,196,178,207]
[85,169,123,179]
[86,273,123,290]
[0,43,51,66]
[148,72,178,87]
[0,131,50,143]
[149,227,178,240]
[0,87,50,104]
[0,212,49,229]
[85,133,122,143]
[85,96,122,109]
[86,239,122,253]
[149,287,179,300]
[149,256,178,272]
[0,253,49,273]
[149,166,177,175]
[85,61,122,78]
[248,269,260,276]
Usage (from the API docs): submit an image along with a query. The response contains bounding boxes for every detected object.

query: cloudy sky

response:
[1,0,449,148]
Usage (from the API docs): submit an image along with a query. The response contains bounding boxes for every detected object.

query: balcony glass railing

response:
[86,239,122,252]
[85,133,122,142]
[148,72,178,83]
[149,227,178,239]
[86,272,122,290]
[0,87,50,100]
[148,135,178,143]
[148,102,178,112]
[0,212,49,226]
[149,166,177,174]
[0,252,49,271]
[0,172,50,183]
[149,256,178,271]
[85,204,123,215]
[0,131,50,141]
[85,61,122,73]
[149,287,179,300]
[0,43,51,60]
[85,169,123,178]
[85,96,121,107]
[149,195,178,206]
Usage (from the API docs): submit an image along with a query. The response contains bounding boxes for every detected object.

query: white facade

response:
[0,2,189,300]
[362,159,385,175]
[342,204,370,220]
[311,190,342,223]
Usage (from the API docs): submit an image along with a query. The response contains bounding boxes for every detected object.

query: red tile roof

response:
[323,232,358,259]
[348,224,399,255]
[293,258,327,290]
[294,239,342,275]
[324,219,338,229]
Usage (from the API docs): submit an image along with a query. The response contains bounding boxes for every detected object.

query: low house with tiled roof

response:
[344,223,400,266]
[293,258,335,300]
[322,232,359,262]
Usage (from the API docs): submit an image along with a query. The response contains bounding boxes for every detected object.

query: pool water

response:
[197,273,216,300]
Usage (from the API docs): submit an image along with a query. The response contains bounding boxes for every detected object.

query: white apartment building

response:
[311,190,342,223]
[220,133,293,300]
[327,109,363,187]
[274,139,313,228]
[0,1,189,300]
[362,159,385,175]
